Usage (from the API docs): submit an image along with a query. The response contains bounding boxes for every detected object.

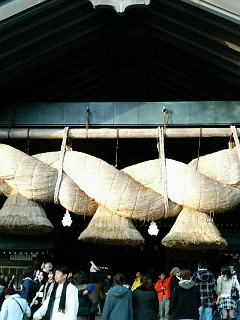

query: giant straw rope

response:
[0,138,239,248]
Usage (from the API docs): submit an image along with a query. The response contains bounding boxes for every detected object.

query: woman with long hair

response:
[42,270,55,304]
[102,273,133,320]
[30,270,48,315]
[132,274,158,320]
[217,265,240,320]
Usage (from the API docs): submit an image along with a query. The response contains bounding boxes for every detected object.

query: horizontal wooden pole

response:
[0,127,238,139]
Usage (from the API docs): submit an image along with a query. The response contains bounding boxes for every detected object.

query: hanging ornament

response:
[62,210,72,227]
[148,221,159,236]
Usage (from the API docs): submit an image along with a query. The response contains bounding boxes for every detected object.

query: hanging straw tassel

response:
[0,190,54,235]
[162,207,227,250]
[79,205,144,246]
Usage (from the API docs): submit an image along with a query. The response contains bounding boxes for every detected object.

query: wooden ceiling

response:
[0,0,239,101]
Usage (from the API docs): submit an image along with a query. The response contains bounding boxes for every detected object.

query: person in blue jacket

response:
[102,273,133,320]
[21,266,35,303]
[0,287,31,320]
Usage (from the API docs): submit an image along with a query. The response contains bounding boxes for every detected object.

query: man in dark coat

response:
[171,269,201,320]
[170,267,181,294]
[132,274,158,320]
[100,274,112,313]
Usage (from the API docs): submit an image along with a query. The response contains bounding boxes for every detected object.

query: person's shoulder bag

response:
[13,298,30,320]
[231,276,239,301]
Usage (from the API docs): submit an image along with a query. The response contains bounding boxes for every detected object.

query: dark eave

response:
[0,0,239,101]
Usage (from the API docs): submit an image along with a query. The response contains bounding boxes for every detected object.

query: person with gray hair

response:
[44,262,53,274]
[170,267,181,294]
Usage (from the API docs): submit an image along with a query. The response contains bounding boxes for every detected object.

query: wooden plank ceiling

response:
[0,0,239,101]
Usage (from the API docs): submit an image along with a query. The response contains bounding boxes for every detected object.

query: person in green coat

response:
[102,273,133,320]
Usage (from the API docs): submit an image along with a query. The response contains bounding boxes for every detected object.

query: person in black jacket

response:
[170,267,181,316]
[171,269,201,320]
[132,274,158,320]
[170,267,181,294]
[0,278,5,310]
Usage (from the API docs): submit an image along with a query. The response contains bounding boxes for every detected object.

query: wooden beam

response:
[0,127,238,139]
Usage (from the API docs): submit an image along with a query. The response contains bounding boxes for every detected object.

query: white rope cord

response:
[158,126,169,217]
[54,127,69,205]
[231,125,240,160]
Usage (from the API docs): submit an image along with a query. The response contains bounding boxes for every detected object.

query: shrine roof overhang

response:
[0,0,239,101]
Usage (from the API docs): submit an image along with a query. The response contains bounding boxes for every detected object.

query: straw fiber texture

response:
[0,179,12,197]
[188,148,240,187]
[34,151,181,220]
[0,143,239,247]
[0,190,53,235]
[123,158,240,213]
[162,207,227,250]
[0,144,97,215]
[79,205,144,246]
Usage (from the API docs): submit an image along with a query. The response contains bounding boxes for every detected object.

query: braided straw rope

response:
[54,127,69,205]
[0,125,239,246]
[159,126,169,217]
[231,125,240,160]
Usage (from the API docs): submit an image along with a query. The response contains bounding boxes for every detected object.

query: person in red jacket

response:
[155,273,173,320]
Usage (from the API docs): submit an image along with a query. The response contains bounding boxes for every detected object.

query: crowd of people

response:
[0,261,239,320]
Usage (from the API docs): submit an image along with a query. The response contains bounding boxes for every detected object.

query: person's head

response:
[38,271,48,284]
[141,274,153,290]
[107,274,112,280]
[233,266,240,274]
[24,266,35,279]
[75,271,88,285]
[113,273,126,286]
[136,271,141,278]
[48,270,55,281]
[221,265,232,280]
[198,261,208,270]
[55,265,70,284]
[180,269,191,280]
[4,287,16,298]
[4,275,9,283]
[171,267,180,277]
[45,262,53,273]
[159,273,165,281]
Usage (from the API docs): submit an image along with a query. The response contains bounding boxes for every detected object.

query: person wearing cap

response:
[170,267,181,294]
[0,287,31,320]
